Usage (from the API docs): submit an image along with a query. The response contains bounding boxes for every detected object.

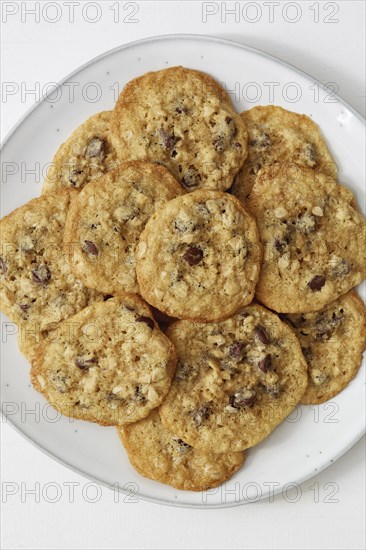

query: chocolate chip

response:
[134,386,146,402]
[136,315,154,330]
[85,137,105,159]
[233,142,242,149]
[256,326,270,345]
[228,341,244,361]
[159,128,180,149]
[258,354,271,373]
[182,166,201,189]
[183,245,203,266]
[74,356,96,370]
[308,275,326,291]
[225,116,237,137]
[175,106,188,114]
[274,234,290,252]
[69,169,82,186]
[19,303,30,312]
[315,316,333,341]
[315,311,344,341]
[213,136,225,152]
[83,240,98,256]
[190,405,211,426]
[274,239,284,252]
[239,311,250,319]
[229,389,256,408]
[0,257,8,276]
[173,437,192,451]
[31,265,51,285]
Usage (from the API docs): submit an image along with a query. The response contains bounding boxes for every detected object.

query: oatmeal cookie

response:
[118,410,245,491]
[232,105,337,201]
[31,295,177,426]
[136,190,262,321]
[247,165,366,313]
[159,304,308,452]
[0,190,102,343]
[284,291,366,404]
[42,111,118,193]
[111,67,247,191]
[64,161,183,295]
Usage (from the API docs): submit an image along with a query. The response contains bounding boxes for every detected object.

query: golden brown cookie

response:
[247,164,366,313]
[283,291,366,404]
[111,66,247,192]
[159,304,308,452]
[118,410,245,491]
[31,295,177,426]
[42,111,118,193]
[0,191,102,343]
[136,190,262,322]
[64,161,183,295]
[232,105,337,201]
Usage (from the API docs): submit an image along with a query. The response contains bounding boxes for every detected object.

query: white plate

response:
[1,34,365,508]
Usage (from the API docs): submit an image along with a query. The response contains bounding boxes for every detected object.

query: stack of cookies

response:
[1,67,366,492]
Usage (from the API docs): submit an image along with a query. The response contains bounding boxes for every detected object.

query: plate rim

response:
[1,33,365,509]
[1,32,365,150]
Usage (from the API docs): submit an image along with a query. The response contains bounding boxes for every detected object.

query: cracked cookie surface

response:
[64,161,183,295]
[247,165,366,313]
[0,190,102,344]
[136,190,262,322]
[31,295,177,426]
[284,291,366,404]
[232,105,337,201]
[111,66,248,192]
[42,111,118,193]
[159,304,308,452]
[118,410,245,491]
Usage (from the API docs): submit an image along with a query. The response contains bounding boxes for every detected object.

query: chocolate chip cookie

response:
[64,161,183,295]
[231,105,337,201]
[247,165,366,313]
[118,410,245,491]
[283,291,366,404]
[136,190,262,322]
[159,304,308,452]
[0,191,102,344]
[31,295,177,426]
[111,66,248,192]
[42,111,118,193]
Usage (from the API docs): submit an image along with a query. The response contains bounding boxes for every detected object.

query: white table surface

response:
[1,2,365,549]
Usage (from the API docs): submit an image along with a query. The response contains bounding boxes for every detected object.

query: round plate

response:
[1,34,365,508]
